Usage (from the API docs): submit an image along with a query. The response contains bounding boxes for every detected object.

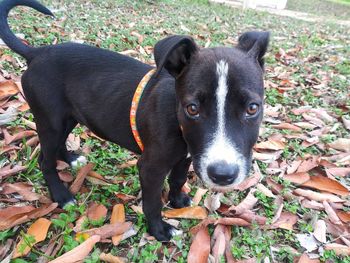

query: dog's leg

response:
[57,118,87,167]
[138,155,176,241]
[36,119,75,207]
[168,157,192,208]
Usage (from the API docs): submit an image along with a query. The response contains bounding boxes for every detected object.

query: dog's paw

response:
[70,155,87,168]
[50,184,75,208]
[169,192,191,208]
[148,220,176,242]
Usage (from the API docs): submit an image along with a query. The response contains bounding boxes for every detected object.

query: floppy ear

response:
[237,31,270,69]
[154,35,199,78]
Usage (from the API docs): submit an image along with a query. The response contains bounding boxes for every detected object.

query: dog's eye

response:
[186,104,199,117]
[246,103,259,117]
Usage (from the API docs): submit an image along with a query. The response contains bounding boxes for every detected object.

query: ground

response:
[0,0,350,262]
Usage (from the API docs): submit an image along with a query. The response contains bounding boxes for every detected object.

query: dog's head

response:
[154,32,270,191]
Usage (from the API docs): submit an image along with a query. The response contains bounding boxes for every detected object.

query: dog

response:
[0,0,269,241]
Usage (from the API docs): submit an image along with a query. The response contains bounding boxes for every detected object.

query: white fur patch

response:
[70,155,87,168]
[198,60,247,190]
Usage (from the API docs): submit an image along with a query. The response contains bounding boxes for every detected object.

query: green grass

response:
[1,0,350,262]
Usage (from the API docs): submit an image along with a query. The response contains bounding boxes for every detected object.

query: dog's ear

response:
[154,35,199,78]
[237,31,270,69]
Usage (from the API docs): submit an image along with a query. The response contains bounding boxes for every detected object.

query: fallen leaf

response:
[212,225,226,262]
[271,123,302,132]
[49,235,100,263]
[115,192,136,203]
[329,138,350,152]
[302,175,349,196]
[58,171,74,183]
[296,233,319,252]
[296,157,318,173]
[313,220,327,243]
[284,172,310,184]
[187,226,210,263]
[233,172,261,191]
[325,167,350,177]
[301,199,324,210]
[111,204,125,245]
[254,139,285,151]
[342,116,350,130]
[294,188,344,203]
[163,206,207,220]
[99,252,125,263]
[73,215,88,233]
[1,182,51,203]
[0,80,19,100]
[256,183,275,198]
[117,159,137,169]
[324,243,350,256]
[69,163,94,194]
[229,189,257,214]
[0,165,26,179]
[337,211,350,223]
[298,253,320,263]
[270,212,298,230]
[87,202,107,222]
[204,193,222,212]
[79,222,132,240]
[0,203,57,231]
[215,218,251,227]
[192,188,208,206]
[13,218,51,258]
[238,211,267,225]
[323,201,342,225]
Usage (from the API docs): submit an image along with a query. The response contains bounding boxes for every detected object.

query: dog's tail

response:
[0,0,53,60]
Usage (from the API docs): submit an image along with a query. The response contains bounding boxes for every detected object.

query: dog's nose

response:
[207,161,239,185]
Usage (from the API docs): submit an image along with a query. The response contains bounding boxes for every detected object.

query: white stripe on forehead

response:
[198,59,247,189]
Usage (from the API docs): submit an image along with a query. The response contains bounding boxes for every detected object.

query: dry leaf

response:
[328,138,350,152]
[58,171,74,183]
[284,172,310,184]
[87,202,107,222]
[212,225,226,262]
[297,157,318,173]
[270,212,298,230]
[229,189,257,214]
[204,193,222,212]
[256,183,275,198]
[324,243,350,256]
[233,172,261,191]
[215,218,251,227]
[163,206,207,219]
[13,218,51,258]
[79,222,132,240]
[117,159,137,169]
[69,163,94,194]
[313,219,326,243]
[323,201,342,225]
[342,117,350,130]
[0,80,19,100]
[115,192,136,203]
[49,235,100,263]
[239,211,267,225]
[187,226,210,263]
[111,204,125,245]
[99,252,125,263]
[325,167,350,177]
[298,253,320,263]
[302,175,349,196]
[271,123,302,132]
[337,211,350,223]
[296,234,319,252]
[254,139,285,151]
[192,188,208,206]
[294,188,344,203]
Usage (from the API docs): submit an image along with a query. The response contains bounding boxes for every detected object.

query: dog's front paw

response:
[50,184,75,208]
[148,220,176,241]
[169,192,191,208]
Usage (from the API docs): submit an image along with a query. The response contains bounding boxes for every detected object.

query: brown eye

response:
[246,103,259,116]
[186,104,199,117]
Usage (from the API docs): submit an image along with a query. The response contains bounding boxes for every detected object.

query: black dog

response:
[0,0,269,241]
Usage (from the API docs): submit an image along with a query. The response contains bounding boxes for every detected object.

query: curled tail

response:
[0,0,53,60]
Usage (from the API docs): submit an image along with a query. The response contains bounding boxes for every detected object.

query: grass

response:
[1,0,350,262]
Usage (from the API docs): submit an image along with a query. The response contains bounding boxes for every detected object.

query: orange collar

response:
[130,68,156,151]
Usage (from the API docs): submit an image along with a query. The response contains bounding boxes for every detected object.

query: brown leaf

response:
[238,211,267,225]
[256,183,275,198]
[301,199,324,210]
[229,189,257,214]
[294,188,344,203]
[73,215,88,233]
[79,222,132,240]
[0,165,26,179]
[342,117,350,130]
[284,172,310,184]
[212,225,226,262]
[13,218,51,258]
[325,167,350,177]
[323,201,342,225]
[0,80,19,100]
[270,212,298,230]
[69,163,94,194]
[302,175,349,196]
[215,218,251,227]
[49,235,100,263]
[163,206,207,219]
[0,203,57,231]
[190,217,217,235]
[117,159,137,169]
[324,243,350,256]
[329,138,350,152]
[298,253,320,263]
[233,172,261,191]
[192,187,208,206]
[87,202,107,222]
[99,253,125,263]
[6,130,37,144]
[337,211,350,223]
[0,205,35,223]
[296,157,318,173]
[187,226,210,263]
[313,219,326,243]
[271,123,302,132]
[254,139,285,151]
[114,192,136,203]
[111,204,125,246]
[58,171,74,183]
[1,182,51,203]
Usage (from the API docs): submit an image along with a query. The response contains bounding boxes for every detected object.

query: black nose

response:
[207,162,239,185]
